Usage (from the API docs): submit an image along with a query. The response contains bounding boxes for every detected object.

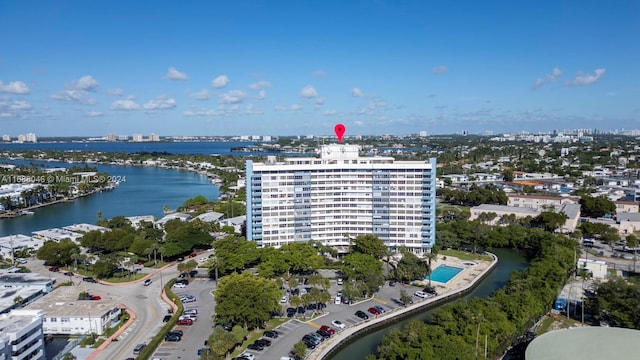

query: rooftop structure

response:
[32,228,83,243]
[192,211,224,223]
[125,215,156,228]
[246,144,437,255]
[0,273,56,294]
[0,287,42,314]
[62,223,111,233]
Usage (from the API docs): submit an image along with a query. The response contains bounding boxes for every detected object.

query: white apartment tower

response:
[246,144,437,254]
[0,310,45,360]
[25,133,37,143]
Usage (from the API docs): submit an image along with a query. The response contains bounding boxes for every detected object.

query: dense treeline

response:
[587,277,640,329]
[369,221,577,360]
[437,184,508,207]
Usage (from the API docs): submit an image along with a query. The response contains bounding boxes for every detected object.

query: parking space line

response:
[373,297,388,305]
[306,321,321,328]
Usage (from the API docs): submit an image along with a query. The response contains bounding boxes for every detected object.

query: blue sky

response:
[0,1,638,137]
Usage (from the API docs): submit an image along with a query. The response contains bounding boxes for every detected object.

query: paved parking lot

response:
[152,277,217,360]
[253,279,428,359]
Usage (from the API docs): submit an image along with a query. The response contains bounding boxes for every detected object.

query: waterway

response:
[0,160,219,237]
[329,248,529,360]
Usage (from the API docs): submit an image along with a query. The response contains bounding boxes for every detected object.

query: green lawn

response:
[439,249,492,262]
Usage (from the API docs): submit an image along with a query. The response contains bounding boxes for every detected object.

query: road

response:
[24,258,180,360]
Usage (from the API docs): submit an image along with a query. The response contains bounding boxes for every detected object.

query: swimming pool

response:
[426,265,463,283]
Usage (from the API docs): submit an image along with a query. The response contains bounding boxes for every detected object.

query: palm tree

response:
[207,255,220,282]
[423,250,438,288]
[289,296,302,318]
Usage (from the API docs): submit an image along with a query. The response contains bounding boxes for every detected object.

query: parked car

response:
[414,290,429,298]
[424,286,438,295]
[143,279,152,286]
[331,320,345,329]
[374,305,386,313]
[82,277,97,283]
[334,296,342,305]
[280,295,288,303]
[177,318,193,326]
[355,310,369,320]
[254,338,271,347]
[49,266,60,272]
[90,295,101,300]
[165,333,181,342]
[316,329,332,339]
[264,330,279,338]
[181,296,196,303]
[184,308,198,315]
[63,271,73,276]
[302,337,316,349]
[238,352,256,360]
[337,278,343,285]
[169,330,183,336]
[173,282,186,288]
[162,315,172,322]
[247,343,264,351]
[368,307,381,315]
[319,325,335,335]
[16,258,27,264]
[389,280,396,286]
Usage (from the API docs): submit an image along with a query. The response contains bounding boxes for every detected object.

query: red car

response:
[319,325,335,335]
[90,295,101,300]
[48,267,60,272]
[189,253,198,258]
[368,307,381,315]
[177,318,193,326]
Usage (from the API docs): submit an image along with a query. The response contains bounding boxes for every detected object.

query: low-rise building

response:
[507,194,579,209]
[155,212,190,228]
[32,228,83,243]
[62,224,111,234]
[0,309,45,360]
[23,286,121,335]
[0,234,45,259]
[613,201,639,214]
[192,211,224,223]
[125,215,156,228]
[0,273,56,294]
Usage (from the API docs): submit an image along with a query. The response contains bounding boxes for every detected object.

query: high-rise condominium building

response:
[246,144,436,255]
[25,133,37,143]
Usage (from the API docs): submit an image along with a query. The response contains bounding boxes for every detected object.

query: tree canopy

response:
[214,271,281,329]
[579,195,616,218]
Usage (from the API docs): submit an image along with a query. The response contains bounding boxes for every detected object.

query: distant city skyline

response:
[0,1,638,136]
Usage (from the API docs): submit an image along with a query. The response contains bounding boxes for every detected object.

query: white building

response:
[0,309,45,360]
[125,215,156,229]
[246,144,437,254]
[24,286,121,336]
[25,133,37,143]
[0,234,45,260]
[1,135,10,142]
[0,273,57,294]
[32,228,83,243]
[132,134,143,142]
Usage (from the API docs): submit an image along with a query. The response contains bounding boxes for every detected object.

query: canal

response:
[329,248,529,359]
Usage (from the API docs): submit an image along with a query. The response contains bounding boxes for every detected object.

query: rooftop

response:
[23,285,120,318]
[0,310,43,334]
[0,273,55,285]
[62,223,111,233]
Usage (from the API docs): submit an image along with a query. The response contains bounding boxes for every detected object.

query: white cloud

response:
[565,68,606,86]
[354,120,364,126]
[220,90,247,104]
[351,87,364,97]
[533,67,563,89]
[275,104,304,111]
[51,90,97,105]
[249,81,272,90]
[212,75,230,88]
[432,65,449,74]
[165,67,188,80]
[70,75,99,91]
[190,89,213,100]
[245,104,264,115]
[312,70,328,77]
[315,97,325,106]
[0,80,30,94]
[143,97,177,110]
[257,90,266,100]
[300,85,318,98]
[111,99,140,110]
[323,109,338,116]
[0,112,13,118]
[86,111,103,117]
[106,88,124,96]
[8,100,32,111]
[184,109,219,117]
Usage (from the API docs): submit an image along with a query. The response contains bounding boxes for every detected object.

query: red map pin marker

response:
[334,123,346,143]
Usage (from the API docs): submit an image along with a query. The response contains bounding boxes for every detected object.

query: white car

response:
[414,290,429,298]
[334,296,341,305]
[239,352,256,360]
[331,320,346,329]
[280,296,288,303]
[173,283,186,288]
[16,258,27,264]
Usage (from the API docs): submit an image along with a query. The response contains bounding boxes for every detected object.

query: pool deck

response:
[310,252,498,360]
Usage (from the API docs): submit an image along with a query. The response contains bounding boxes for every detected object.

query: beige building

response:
[613,201,639,214]
[508,194,579,209]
